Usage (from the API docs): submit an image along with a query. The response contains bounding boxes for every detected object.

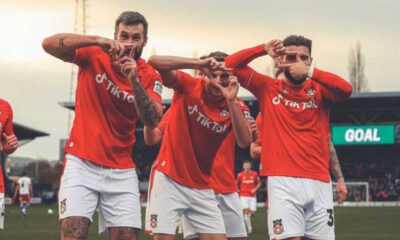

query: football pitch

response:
[1,205,399,240]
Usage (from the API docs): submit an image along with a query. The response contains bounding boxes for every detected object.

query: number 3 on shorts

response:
[326,209,334,227]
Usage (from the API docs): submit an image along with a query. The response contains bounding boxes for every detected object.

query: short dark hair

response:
[243,160,252,165]
[115,11,148,37]
[22,172,27,176]
[199,55,207,60]
[282,35,312,54]
[207,51,228,62]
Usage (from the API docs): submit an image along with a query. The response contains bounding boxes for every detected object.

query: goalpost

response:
[332,181,369,203]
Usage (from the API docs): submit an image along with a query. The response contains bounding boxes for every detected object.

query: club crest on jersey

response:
[305,87,316,97]
[60,199,67,215]
[220,108,229,118]
[153,80,163,96]
[150,214,158,228]
[273,219,284,235]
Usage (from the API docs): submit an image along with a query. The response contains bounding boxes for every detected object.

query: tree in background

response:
[348,41,368,93]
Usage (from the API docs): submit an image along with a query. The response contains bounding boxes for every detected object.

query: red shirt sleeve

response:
[143,69,163,105]
[225,45,273,98]
[311,68,353,103]
[71,47,92,67]
[4,103,14,136]
[157,109,171,133]
[168,71,198,93]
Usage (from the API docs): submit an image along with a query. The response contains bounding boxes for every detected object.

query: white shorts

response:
[240,196,257,212]
[59,154,141,235]
[183,192,247,239]
[0,193,4,229]
[145,170,225,235]
[267,176,335,240]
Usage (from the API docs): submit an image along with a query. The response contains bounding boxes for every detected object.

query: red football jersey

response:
[155,71,249,189]
[237,170,260,197]
[156,99,250,194]
[65,46,162,169]
[226,44,352,182]
[0,98,15,193]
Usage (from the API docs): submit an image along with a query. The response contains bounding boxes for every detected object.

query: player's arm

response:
[329,140,348,204]
[29,182,33,198]
[213,77,252,148]
[251,176,262,194]
[225,40,285,88]
[42,33,134,62]
[13,185,19,202]
[144,127,163,146]
[279,58,353,102]
[148,56,226,88]
[250,143,262,160]
[1,105,18,154]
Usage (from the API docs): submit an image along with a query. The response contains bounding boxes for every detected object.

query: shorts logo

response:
[60,198,67,215]
[273,219,284,235]
[150,214,157,228]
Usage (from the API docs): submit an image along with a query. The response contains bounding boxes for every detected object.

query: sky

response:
[1,0,399,160]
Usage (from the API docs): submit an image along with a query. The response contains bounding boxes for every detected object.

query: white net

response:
[332,181,369,202]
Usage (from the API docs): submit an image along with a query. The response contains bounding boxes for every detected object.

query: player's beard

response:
[284,69,306,85]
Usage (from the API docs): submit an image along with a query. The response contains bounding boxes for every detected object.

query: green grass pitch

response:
[0,205,399,239]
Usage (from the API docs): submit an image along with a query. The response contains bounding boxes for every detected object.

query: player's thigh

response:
[59,156,100,222]
[60,216,91,240]
[147,171,188,235]
[240,197,250,210]
[268,177,307,240]
[109,227,140,240]
[184,188,225,236]
[249,197,257,213]
[218,193,247,239]
[98,168,141,235]
[304,180,335,240]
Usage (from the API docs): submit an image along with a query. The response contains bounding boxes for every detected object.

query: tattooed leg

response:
[60,217,91,240]
[109,227,139,240]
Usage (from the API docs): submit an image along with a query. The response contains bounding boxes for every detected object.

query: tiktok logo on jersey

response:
[272,93,318,110]
[95,72,135,103]
[188,104,228,134]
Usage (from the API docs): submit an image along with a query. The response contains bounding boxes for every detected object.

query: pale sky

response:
[1,0,399,160]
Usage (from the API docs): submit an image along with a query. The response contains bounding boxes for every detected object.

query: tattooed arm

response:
[329,139,348,204]
[42,33,133,62]
[131,76,163,129]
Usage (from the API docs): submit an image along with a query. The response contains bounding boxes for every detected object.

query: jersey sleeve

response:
[70,46,92,67]
[225,45,273,99]
[143,68,163,105]
[311,68,353,104]
[168,70,198,93]
[157,109,171,133]
[4,102,15,136]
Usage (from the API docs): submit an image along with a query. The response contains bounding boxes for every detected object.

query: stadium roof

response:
[59,91,400,125]
[13,122,49,141]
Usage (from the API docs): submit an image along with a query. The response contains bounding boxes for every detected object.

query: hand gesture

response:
[336,178,348,204]
[113,46,138,83]
[278,56,310,80]
[210,76,239,102]
[97,37,135,60]
[264,40,286,59]
[248,118,258,141]
[198,57,230,79]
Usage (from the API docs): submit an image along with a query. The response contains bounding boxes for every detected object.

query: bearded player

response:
[42,11,163,240]
[226,35,352,240]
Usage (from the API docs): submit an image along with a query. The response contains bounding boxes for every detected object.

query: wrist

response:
[337,176,345,182]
